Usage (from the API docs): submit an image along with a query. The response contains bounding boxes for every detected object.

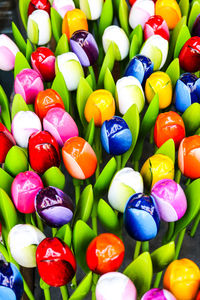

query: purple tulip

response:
[0,34,19,71]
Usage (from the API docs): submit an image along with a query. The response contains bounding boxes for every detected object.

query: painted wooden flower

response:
[141,288,176,300]
[129,0,155,29]
[0,34,19,71]
[155,0,181,29]
[79,0,103,20]
[28,0,51,16]
[144,15,170,41]
[0,122,16,164]
[179,37,200,73]
[52,0,75,18]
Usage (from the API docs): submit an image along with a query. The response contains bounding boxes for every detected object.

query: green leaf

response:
[86,74,94,89]
[27,19,39,45]
[69,272,93,300]
[97,199,120,231]
[122,104,140,168]
[182,103,200,135]
[0,168,13,196]
[130,25,143,45]
[99,0,113,37]
[11,94,29,120]
[51,72,70,112]
[55,34,69,56]
[151,242,175,272]
[84,118,95,145]
[76,77,93,128]
[4,146,29,177]
[166,58,180,88]
[188,1,200,32]
[19,0,30,30]
[74,185,93,223]
[14,52,31,78]
[40,278,50,290]
[104,68,116,96]
[119,0,130,36]
[88,66,96,90]
[42,167,65,190]
[0,85,11,131]
[51,7,62,43]
[56,224,72,247]
[12,22,27,55]
[124,252,153,298]
[179,0,189,17]
[97,43,115,88]
[174,24,191,58]
[26,39,33,63]
[73,220,96,273]
[129,34,140,60]
[155,139,175,164]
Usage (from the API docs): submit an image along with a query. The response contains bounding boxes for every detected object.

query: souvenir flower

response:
[163,259,200,300]
[144,15,170,41]
[96,272,137,300]
[129,0,155,29]
[141,154,174,189]
[62,136,97,179]
[8,224,45,268]
[0,34,19,71]
[100,116,132,155]
[192,15,200,37]
[28,130,61,174]
[108,167,144,213]
[11,111,42,148]
[70,30,99,67]
[151,179,187,222]
[31,47,56,82]
[140,35,168,70]
[141,288,176,300]
[84,89,115,127]
[174,73,200,113]
[55,52,84,91]
[4,146,29,177]
[28,0,51,16]
[145,71,172,109]
[0,261,24,300]
[155,0,181,29]
[79,0,103,20]
[0,122,15,164]
[36,237,76,287]
[154,111,185,150]
[35,89,65,119]
[179,37,200,73]
[43,107,79,147]
[102,25,130,61]
[14,69,44,105]
[116,76,145,115]
[35,186,74,227]
[27,10,52,45]
[52,0,75,18]
[124,193,160,241]
[62,8,88,40]
[11,171,44,214]
[86,233,125,274]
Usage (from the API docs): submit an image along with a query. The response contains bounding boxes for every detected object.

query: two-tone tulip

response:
[142,288,176,300]
[129,0,155,29]
[52,0,75,18]
[79,0,103,20]
[0,34,19,71]
[144,15,170,41]
[0,122,15,164]
[28,0,51,16]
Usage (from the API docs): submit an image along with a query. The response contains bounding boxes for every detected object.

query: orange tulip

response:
[155,0,181,29]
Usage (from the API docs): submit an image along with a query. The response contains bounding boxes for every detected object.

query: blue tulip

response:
[124,193,160,241]
[175,73,200,113]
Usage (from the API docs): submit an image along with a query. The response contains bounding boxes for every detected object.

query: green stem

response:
[88,66,96,89]
[52,228,57,237]
[36,213,44,232]
[91,274,99,300]
[174,228,186,260]
[116,155,121,171]
[133,160,139,171]
[133,241,141,260]
[23,278,35,300]
[153,271,163,288]
[44,288,51,300]
[0,242,9,261]
[142,241,149,252]
[71,274,77,290]
[175,169,181,184]
[25,214,32,224]
[75,184,80,206]
[60,286,68,300]
[92,216,98,236]
[149,127,154,144]
[185,178,191,186]
[190,212,200,237]
[163,222,175,244]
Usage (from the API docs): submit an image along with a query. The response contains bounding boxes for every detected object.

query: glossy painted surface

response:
[35,186,74,227]
[178,135,200,179]
[96,272,137,300]
[151,179,187,222]
[141,288,176,300]
[11,171,43,214]
[52,0,75,19]
[101,116,132,155]
[154,111,185,149]
[0,34,19,71]
[28,0,51,16]
[0,261,24,300]
[86,233,125,274]
[79,0,103,20]
[163,258,200,300]
[144,15,170,41]
[62,136,97,179]
[36,237,76,287]
[155,0,181,29]
[84,89,115,127]
[28,130,61,174]
[70,30,99,67]
[179,37,200,72]
[35,89,65,119]
[14,69,44,105]
[124,193,160,241]
[0,122,15,164]
[129,0,155,29]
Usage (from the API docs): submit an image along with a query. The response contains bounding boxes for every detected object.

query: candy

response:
[141,288,176,300]
[155,0,181,29]
[144,15,170,41]
[179,37,200,73]
[79,0,103,20]
[0,122,15,164]
[0,34,19,71]
[129,0,155,30]
[28,0,51,16]
[52,0,75,18]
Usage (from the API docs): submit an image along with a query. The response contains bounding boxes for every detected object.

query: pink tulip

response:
[0,34,19,71]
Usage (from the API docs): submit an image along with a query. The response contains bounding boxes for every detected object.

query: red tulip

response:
[28,0,51,16]
[144,15,170,41]
[0,122,15,164]
[179,36,200,72]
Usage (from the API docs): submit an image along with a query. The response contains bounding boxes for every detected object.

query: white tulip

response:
[52,0,75,18]
[129,0,155,29]
[79,0,103,20]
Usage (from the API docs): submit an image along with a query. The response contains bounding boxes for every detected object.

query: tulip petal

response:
[175,79,191,112]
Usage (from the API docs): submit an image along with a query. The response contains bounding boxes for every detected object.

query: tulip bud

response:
[0,34,19,71]
[86,233,125,274]
[52,0,75,18]
[0,122,15,164]
[28,0,51,16]
[0,261,24,300]
[11,111,42,148]
[155,0,181,29]
[35,186,74,227]
[96,272,137,300]
[14,69,44,105]
[43,107,79,147]
[144,15,170,41]
[56,52,84,91]
[31,47,56,82]
[174,73,200,113]
[11,171,43,214]
[108,167,144,213]
[179,37,200,73]
[140,35,168,70]
[124,193,160,241]
[70,30,99,67]
[163,259,200,300]
[8,224,45,268]
[84,89,115,127]
[28,130,61,174]
[141,288,176,300]
[4,146,29,177]
[27,10,52,45]
[116,76,145,115]
[62,136,97,179]
[129,0,155,29]
[79,0,103,20]
[36,237,76,286]
[102,25,130,61]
